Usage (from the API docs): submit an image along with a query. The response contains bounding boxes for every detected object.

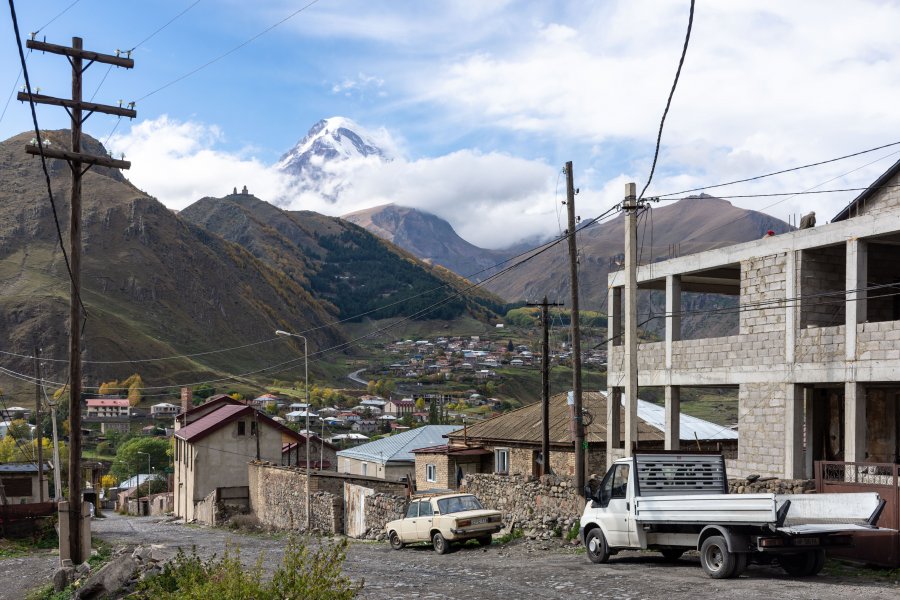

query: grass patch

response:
[134,537,360,599]
[821,559,900,582]
[0,520,58,558]
[566,523,580,541]
[496,528,524,544]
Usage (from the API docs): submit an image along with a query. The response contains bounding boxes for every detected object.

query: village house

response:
[384,398,416,417]
[85,398,130,418]
[607,160,900,479]
[412,391,736,490]
[174,404,306,521]
[0,462,52,503]
[150,402,180,417]
[336,425,458,481]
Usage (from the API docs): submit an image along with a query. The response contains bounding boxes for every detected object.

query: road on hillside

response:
[7,513,893,600]
[348,368,368,387]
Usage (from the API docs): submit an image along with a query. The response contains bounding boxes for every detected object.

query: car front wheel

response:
[433,531,449,554]
[389,531,404,550]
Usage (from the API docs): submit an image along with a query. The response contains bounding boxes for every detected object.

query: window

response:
[361,462,368,476]
[426,463,437,483]
[250,421,257,436]
[600,463,630,505]
[405,501,419,518]
[437,495,483,515]
[419,501,433,517]
[237,421,246,436]
[494,448,509,474]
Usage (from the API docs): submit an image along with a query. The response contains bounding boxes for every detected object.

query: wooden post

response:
[527,297,563,476]
[34,346,44,502]
[19,35,135,565]
[564,161,585,489]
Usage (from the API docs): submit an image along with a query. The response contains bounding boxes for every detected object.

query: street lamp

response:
[275,329,310,530]
[136,451,151,516]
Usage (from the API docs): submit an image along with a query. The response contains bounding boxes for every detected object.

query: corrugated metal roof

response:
[448,392,661,446]
[336,425,459,464]
[447,392,734,445]
[635,399,737,440]
[0,462,53,474]
[175,404,306,444]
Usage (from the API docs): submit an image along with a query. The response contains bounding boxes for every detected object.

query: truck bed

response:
[634,492,882,527]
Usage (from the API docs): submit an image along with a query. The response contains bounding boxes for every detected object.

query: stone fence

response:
[362,493,407,541]
[728,478,815,494]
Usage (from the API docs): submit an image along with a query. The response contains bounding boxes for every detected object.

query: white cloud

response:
[107,116,293,210]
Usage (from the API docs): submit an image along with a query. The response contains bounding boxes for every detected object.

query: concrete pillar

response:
[606,387,622,468]
[664,386,680,450]
[803,388,815,478]
[784,384,805,478]
[844,382,867,462]
[58,501,91,564]
[846,239,868,361]
[665,275,681,369]
[785,250,796,363]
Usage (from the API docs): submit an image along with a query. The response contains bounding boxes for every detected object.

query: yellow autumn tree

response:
[122,373,144,406]
[100,474,118,491]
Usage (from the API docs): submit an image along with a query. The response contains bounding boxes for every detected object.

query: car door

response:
[596,463,633,548]
[400,501,420,542]
[415,501,434,541]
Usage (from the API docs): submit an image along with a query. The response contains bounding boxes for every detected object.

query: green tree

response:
[6,418,31,442]
[415,398,425,411]
[193,383,216,402]
[111,437,170,480]
[506,339,514,352]
[428,400,440,424]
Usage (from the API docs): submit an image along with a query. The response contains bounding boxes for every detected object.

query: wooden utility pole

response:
[563,161,586,490]
[623,183,640,454]
[527,297,563,476]
[34,347,44,503]
[19,36,135,565]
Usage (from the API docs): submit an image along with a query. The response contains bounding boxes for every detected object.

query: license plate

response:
[794,538,819,546]
[472,517,487,525]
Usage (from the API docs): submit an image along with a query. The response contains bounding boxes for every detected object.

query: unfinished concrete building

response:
[607,160,900,478]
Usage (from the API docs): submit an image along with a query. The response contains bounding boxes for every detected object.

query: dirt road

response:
[5,514,898,599]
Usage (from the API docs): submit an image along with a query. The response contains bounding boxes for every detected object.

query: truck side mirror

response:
[583,484,593,500]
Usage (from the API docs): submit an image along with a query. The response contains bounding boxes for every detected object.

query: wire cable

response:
[33,0,81,35]
[136,0,322,102]
[638,0,695,201]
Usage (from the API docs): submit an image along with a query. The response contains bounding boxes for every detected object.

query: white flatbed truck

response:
[579,453,888,578]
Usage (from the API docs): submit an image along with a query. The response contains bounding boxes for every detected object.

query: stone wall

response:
[728,478,815,494]
[362,493,407,540]
[462,473,583,539]
[194,489,218,526]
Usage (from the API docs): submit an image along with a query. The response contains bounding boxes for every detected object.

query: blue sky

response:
[3,1,900,247]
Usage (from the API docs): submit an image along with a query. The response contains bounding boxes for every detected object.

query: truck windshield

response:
[437,495,483,514]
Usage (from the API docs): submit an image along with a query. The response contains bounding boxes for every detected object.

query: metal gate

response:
[343,482,374,538]
[815,461,900,567]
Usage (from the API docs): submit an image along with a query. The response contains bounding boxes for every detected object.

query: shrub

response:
[135,537,360,599]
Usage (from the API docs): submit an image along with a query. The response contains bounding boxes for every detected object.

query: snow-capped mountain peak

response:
[276,116,392,178]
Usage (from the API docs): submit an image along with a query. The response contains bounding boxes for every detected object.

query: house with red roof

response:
[85,398,130,418]
[174,404,304,522]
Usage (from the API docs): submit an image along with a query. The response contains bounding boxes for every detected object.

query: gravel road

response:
[4,514,897,600]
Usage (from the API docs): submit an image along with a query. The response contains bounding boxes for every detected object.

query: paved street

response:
[4,514,898,599]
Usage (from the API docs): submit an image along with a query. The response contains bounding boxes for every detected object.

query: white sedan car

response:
[386,493,503,554]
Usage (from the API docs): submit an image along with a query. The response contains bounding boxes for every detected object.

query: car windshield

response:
[437,495,483,514]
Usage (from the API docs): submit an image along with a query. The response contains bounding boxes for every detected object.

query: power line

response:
[658,182,900,201]
[33,0,82,35]
[136,0,322,102]
[638,0,694,202]
[7,0,88,318]
[654,140,900,199]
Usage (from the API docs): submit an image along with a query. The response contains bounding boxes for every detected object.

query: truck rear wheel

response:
[585,528,611,564]
[660,549,684,561]
[700,536,737,579]
[780,550,825,576]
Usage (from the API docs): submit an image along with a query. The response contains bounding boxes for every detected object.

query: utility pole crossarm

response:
[26,39,134,68]
[17,92,137,119]
[25,145,131,170]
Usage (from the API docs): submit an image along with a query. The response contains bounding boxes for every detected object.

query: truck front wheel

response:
[700,536,737,579]
[585,528,611,564]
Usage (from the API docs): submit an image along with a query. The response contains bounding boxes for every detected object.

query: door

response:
[400,501,421,541]
[597,463,633,547]
[415,501,435,541]
[343,483,374,538]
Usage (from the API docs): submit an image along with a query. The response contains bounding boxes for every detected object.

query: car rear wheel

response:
[700,536,737,579]
[389,531,404,550]
[585,528,611,564]
[433,531,449,554]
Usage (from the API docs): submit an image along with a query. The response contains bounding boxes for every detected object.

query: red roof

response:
[175,405,302,444]
[86,399,129,408]
[175,394,243,423]
[410,444,492,456]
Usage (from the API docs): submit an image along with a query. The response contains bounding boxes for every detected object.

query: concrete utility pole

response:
[34,347,43,503]
[527,297,563,476]
[623,183,640,454]
[564,161,586,489]
[19,36,135,565]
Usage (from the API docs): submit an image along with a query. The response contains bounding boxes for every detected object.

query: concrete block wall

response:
[415,452,452,489]
[797,325,846,363]
[740,254,787,335]
[857,173,900,219]
[857,321,900,361]
[799,246,845,328]
[736,382,786,476]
